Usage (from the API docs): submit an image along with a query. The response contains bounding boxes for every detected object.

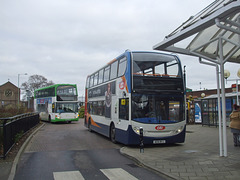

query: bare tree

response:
[21,74,54,98]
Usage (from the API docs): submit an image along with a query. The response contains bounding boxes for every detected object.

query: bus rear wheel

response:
[88,118,92,132]
[110,124,116,143]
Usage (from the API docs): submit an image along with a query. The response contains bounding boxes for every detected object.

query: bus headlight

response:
[174,126,184,134]
[133,126,140,135]
[55,115,61,119]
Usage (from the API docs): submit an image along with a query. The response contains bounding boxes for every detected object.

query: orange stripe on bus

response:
[90,117,101,128]
[107,58,117,65]
[121,76,129,93]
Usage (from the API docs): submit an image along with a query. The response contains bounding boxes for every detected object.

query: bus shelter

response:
[201,92,240,126]
[153,0,240,157]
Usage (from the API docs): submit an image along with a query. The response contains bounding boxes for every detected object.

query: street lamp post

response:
[18,73,28,108]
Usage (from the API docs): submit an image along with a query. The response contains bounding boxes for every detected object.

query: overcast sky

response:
[1,0,239,98]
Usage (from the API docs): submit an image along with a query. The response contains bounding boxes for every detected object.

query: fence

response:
[0,113,39,159]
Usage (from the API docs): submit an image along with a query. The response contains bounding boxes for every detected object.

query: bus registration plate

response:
[153,140,166,144]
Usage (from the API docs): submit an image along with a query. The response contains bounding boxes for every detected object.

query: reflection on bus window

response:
[119,98,129,120]
[98,69,104,84]
[132,52,180,77]
[110,61,118,79]
[104,66,110,82]
[118,57,127,77]
[56,103,78,113]
[132,94,183,124]
[57,85,78,101]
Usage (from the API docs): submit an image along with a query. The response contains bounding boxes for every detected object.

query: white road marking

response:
[100,168,138,180]
[53,171,85,180]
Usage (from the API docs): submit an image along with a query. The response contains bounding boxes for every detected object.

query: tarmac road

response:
[14,119,167,180]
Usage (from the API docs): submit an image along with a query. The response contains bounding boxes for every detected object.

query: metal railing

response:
[0,113,39,159]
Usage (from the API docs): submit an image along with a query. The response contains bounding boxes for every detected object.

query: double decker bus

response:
[34,84,79,123]
[85,50,186,145]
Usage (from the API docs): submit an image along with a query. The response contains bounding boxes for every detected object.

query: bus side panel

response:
[116,125,186,145]
[86,117,186,145]
[91,121,110,137]
[84,88,88,127]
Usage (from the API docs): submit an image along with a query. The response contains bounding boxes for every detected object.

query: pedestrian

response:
[230,104,240,147]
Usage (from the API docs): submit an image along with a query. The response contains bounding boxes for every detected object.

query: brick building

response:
[0,81,20,108]
[186,84,240,99]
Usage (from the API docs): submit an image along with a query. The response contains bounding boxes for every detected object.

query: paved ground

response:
[1,123,240,180]
[0,123,44,180]
[14,121,164,180]
[121,125,240,180]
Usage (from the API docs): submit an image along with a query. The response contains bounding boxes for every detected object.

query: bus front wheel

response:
[110,124,116,143]
[48,115,51,123]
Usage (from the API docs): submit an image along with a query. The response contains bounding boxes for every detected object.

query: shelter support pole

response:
[237,79,239,105]
[199,58,223,156]
[216,65,223,156]
[238,16,240,106]
[219,37,227,157]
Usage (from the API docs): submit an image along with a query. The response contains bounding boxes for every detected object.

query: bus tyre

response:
[88,118,92,132]
[110,124,116,143]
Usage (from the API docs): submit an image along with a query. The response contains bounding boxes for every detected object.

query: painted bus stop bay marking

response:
[100,168,138,180]
[53,168,138,180]
[53,171,84,180]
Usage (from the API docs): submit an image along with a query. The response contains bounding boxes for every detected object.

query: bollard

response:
[139,127,144,153]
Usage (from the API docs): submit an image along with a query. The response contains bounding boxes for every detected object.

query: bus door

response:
[118,98,129,131]
[39,101,49,121]
[111,95,118,122]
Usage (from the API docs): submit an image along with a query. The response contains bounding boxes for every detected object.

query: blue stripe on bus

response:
[125,52,132,93]
[132,118,177,124]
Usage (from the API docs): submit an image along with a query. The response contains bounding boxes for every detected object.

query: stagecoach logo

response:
[119,80,125,90]
[155,125,165,130]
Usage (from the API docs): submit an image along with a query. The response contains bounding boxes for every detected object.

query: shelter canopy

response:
[153,0,240,64]
[153,0,240,157]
